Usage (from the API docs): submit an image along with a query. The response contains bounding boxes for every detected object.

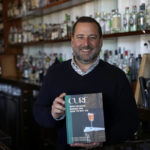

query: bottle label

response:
[112,17,121,30]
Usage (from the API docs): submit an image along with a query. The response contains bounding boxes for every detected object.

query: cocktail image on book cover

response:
[65,93,106,144]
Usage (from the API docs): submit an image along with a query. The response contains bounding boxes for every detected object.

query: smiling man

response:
[33,16,139,150]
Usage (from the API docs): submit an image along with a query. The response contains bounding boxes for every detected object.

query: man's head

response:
[71,16,103,65]
[72,16,102,37]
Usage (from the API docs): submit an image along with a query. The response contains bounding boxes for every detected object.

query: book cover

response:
[65,93,105,144]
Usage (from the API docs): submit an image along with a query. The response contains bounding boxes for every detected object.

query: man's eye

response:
[89,36,97,40]
[77,36,84,40]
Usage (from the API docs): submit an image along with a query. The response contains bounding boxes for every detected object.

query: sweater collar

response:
[71,57,100,76]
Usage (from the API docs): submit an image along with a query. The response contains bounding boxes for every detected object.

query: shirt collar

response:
[71,57,100,76]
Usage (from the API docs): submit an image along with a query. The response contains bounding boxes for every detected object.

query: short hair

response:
[72,16,102,37]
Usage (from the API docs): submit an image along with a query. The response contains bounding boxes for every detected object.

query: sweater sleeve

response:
[32,67,58,128]
[106,71,139,144]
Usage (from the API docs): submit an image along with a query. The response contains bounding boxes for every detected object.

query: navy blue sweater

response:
[33,59,139,150]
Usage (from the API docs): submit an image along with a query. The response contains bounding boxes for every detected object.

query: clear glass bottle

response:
[129,5,137,31]
[61,14,69,39]
[104,13,112,34]
[122,50,131,83]
[129,53,136,81]
[137,3,146,30]
[135,54,142,80]
[145,0,150,29]
[113,49,119,67]
[118,54,124,70]
[99,12,105,34]
[22,24,27,43]
[123,7,130,32]
[112,9,121,33]
[95,12,100,24]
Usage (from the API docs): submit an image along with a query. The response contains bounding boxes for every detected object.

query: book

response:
[65,93,106,144]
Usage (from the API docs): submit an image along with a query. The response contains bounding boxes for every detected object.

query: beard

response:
[72,45,100,64]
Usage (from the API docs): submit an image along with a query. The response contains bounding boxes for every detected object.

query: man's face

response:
[71,22,103,64]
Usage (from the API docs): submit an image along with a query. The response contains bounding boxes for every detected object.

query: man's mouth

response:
[79,46,93,51]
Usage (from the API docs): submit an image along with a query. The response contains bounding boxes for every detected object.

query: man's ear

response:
[71,34,74,41]
[71,34,74,45]
[99,37,103,48]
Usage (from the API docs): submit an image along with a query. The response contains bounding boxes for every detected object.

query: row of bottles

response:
[16,48,142,84]
[7,0,60,17]
[95,2,150,34]
[16,51,64,81]
[8,14,72,44]
[100,48,142,83]
[8,3,150,45]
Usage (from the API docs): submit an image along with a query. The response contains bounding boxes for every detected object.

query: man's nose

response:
[83,37,89,46]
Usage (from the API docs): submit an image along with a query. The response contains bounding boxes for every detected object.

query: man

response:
[33,16,139,150]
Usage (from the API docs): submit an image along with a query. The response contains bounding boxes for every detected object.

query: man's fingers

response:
[51,93,66,119]
[59,92,66,98]
[70,142,101,149]
[54,97,65,106]
[54,101,65,111]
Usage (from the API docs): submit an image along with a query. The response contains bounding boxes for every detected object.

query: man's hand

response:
[51,93,66,119]
[70,142,101,149]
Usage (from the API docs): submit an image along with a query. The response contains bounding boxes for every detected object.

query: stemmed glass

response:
[88,113,94,129]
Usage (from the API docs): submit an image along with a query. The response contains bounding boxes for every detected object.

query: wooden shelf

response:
[8,30,150,47]
[7,0,92,21]
[103,30,150,38]
[9,39,70,47]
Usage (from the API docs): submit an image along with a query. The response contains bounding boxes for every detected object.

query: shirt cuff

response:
[54,114,65,121]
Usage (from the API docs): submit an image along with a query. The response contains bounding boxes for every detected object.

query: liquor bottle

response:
[21,0,27,15]
[113,49,119,67]
[61,14,68,39]
[111,9,121,33]
[108,50,113,65]
[123,7,130,32]
[103,50,109,62]
[18,27,22,43]
[27,23,33,42]
[129,5,137,31]
[30,0,37,9]
[135,54,142,80]
[118,54,124,70]
[59,53,63,62]
[99,12,105,34]
[137,3,146,30]
[104,13,112,34]
[145,0,150,29]
[9,27,14,44]
[95,12,100,24]
[26,0,31,11]
[67,14,72,38]
[122,50,131,83]
[129,53,136,81]
[14,27,18,43]
[7,2,12,17]
[22,24,28,43]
